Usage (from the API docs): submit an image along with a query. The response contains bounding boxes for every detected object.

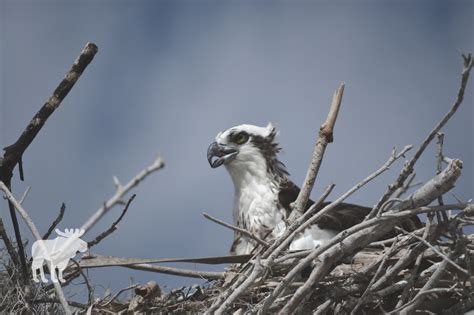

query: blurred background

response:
[1,0,473,298]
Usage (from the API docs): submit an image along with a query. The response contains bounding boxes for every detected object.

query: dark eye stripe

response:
[230,131,249,144]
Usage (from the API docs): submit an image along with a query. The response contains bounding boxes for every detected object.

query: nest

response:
[68,218,474,314]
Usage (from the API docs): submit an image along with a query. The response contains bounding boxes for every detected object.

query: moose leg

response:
[32,259,44,282]
[32,266,39,283]
[58,267,66,283]
[50,263,58,283]
[39,265,48,283]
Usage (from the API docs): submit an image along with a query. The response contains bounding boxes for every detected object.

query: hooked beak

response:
[207,142,238,168]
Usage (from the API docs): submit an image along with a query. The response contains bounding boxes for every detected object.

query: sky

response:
[1,0,473,300]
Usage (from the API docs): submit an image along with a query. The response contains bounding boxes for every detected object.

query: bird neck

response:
[225,158,277,193]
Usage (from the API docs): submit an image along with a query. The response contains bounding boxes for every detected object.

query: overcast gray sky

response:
[1,0,473,298]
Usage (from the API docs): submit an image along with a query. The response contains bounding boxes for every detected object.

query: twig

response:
[0,43,98,282]
[396,227,468,275]
[0,181,72,314]
[81,156,164,232]
[73,254,226,280]
[88,195,136,248]
[350,240,398,315]
[0,217,20,266]
[392,173,417,199]
[396,246,463,315]
[396,216,434,308]
[264,184,335,259]
[124,263,224,280]
[70,259,94,306]
[436,132,450,222]
[368,54,473,219]
[42,203,66,240]
[313,299,332,315]
[203,212,269,248]
[33,299,88,310]
[288,82,345,222]
[101,284,139,307]
[214,257,263,315]
[18,186,31,205]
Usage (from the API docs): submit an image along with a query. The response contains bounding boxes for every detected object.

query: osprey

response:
[207,123,378,255]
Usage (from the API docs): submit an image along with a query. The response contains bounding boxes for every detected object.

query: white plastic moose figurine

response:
[31,228,88,283]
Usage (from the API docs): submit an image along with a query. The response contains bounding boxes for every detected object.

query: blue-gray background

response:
[1,0,473,299]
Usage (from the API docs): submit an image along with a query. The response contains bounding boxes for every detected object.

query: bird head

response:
[207,123,289,181]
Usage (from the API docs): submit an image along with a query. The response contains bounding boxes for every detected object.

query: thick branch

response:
[288,82,345,222]
[0,42,98,178]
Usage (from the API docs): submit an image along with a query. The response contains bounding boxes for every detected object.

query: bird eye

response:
[233,132,249,145]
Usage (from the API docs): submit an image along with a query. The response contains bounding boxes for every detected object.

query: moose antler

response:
[55,228,83,237]
[55,229,67,237]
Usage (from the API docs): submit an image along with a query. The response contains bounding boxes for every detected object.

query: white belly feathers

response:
[232,178,336,254]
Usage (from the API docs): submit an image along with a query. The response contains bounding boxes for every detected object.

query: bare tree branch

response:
[396,226,468,275]
[0,43,98,282]
[368,53,473,218]
[288,82,345,222]
[88,194,136,248]
[214,257,263,315]
[124,263,225,280]
[81,156,164,232]
[0,217,20,266]
[42,203,66,240]
[70,259,94,306]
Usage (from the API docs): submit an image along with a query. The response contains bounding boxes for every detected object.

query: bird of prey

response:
[207,123,419,255]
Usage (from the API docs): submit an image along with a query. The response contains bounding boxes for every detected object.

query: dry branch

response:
[125,263,225,280]
[368,53,473,218]
[0,217,20,266]
[288,82,345,222]
[81,156,164,232]
[0,43,98,281]
[203,212,269,248]
[42,203,66,240]
[88,194,136,248]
